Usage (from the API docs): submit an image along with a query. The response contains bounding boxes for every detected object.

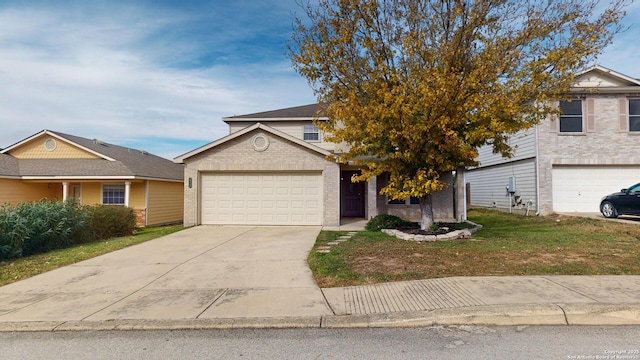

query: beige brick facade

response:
[536,94,640,214]
[179,121,456,227]
[182,129,340,227]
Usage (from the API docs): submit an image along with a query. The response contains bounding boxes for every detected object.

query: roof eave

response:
[569,86,640,94]
[174,122,331,163]
[223,116,330,123]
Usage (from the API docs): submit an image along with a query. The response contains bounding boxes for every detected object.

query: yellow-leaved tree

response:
[289,0,627,230]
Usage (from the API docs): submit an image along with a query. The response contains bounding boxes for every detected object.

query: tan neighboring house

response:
[0,130,184,227]
[174,104,457,229]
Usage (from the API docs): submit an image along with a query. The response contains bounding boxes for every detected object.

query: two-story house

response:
[174,104,456,228]
[466,65,640,215]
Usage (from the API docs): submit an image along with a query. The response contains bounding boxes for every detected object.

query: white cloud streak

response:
[0,2,315,159]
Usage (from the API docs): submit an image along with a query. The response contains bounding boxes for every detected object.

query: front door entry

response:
[341,171,365,217]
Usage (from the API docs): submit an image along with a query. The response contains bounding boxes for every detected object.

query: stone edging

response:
[381,221,483,242]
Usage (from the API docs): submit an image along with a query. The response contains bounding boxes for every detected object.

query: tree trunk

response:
[419,194,434,230]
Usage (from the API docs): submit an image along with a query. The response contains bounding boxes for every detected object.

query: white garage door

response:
[201,172,323,225]
[552,166,640,212]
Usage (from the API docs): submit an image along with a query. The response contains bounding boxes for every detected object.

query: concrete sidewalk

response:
[2,274,640,331]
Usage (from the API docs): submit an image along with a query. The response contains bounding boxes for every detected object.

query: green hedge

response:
[365,214,417,232]
[0,200,136,259]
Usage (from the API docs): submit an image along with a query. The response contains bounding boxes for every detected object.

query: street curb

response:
[2,304,640,332]
[322,304,568,328]
[0,317,324,332]
[562,303,640,325]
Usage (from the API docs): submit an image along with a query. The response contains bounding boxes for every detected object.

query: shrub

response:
[365,214,416,232]
[86,205,136,241]
[0,201,136,259]
[0,199,89,258]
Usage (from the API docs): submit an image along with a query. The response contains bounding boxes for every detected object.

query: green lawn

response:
[309,209,640,287]
[0,225,184,287]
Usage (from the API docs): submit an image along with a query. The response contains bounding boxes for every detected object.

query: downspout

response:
[534,124,541,216]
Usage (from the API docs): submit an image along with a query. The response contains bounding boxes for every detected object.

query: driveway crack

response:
[195,288,229,319]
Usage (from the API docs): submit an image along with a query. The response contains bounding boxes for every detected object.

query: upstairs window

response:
[303,125,319,141]
[559,100,583,132]
[103,184,125,205]
[630,99,640,132]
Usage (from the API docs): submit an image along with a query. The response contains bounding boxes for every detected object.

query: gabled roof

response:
[0,130,183,181]
[576,65,640,86]
[571,65,640,93]
[174,122,331,163]
[223,103,327,122]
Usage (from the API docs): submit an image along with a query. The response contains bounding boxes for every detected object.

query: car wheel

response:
[601,201,618,218]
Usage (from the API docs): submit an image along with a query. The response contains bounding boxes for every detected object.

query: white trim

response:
[21,175,137,180]
[576,65,640,87]
[569,87,640,94]
[17,176,182,182]
[174,122,332,163]
[0,130,117,161]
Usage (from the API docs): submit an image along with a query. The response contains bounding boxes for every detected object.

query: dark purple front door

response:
[341,171,365,217]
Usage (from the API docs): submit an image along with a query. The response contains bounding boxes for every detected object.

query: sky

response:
[1,0,639,160]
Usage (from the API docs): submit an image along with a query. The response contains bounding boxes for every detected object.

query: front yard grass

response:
[309,209,640,288]
[0,225,184,287]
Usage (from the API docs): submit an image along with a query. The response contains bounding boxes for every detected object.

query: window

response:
[559,100,583,132]
[630,99,640,132]
[388,197,420,205]
[103,184,125,205]
[303,125,319,141]
[388,198,406,205]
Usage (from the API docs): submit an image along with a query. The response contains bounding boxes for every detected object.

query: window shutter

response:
[586,98,595,133]
[549,100,559,133]
[619,98,629,132]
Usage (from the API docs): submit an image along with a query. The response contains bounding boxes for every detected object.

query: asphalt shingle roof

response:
[0,153,19,177]
[224,103,326,120]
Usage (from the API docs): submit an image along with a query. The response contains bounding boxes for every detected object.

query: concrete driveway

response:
[0,226,332,323]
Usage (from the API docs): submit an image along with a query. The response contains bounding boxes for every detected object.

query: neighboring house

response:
[174,104,457,228]
[466,65,640,215]
[0,130,184,227]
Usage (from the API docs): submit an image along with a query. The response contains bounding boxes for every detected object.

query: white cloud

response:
[0,2,316,159]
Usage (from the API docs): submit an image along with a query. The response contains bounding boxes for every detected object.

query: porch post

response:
[124,181,131,207]
[367,176,378,219]
[62,182,68,202]
[456,165,467,221]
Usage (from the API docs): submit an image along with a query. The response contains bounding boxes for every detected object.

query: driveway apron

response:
[0,226,332,322]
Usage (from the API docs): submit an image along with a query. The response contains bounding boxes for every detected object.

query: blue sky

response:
[1,0,639,160]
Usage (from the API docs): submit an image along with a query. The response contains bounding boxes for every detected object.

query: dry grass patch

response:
[308,209,640,288]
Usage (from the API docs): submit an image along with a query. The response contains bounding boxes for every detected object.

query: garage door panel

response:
[201,172,323,225]
[552,166,640,212]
